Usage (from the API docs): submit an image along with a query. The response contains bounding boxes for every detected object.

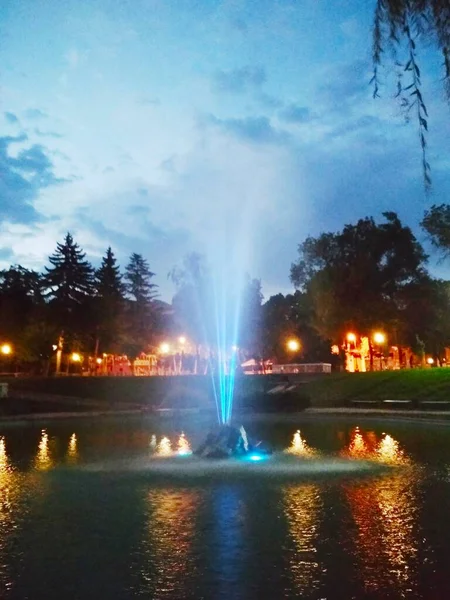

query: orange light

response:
[287,339,300,352]
[427,357,434,365]
[178,336,186,344]
[0,344,12,355]
[160,343,170,354]
[71,352,81,362]
[96,358,102,365]
[373,332,385,345]
[347,333,356,343]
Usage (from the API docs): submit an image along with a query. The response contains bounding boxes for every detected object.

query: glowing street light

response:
[287,339,300,352]
[71,352,81,362]
[0,344,12,356]
[96,357,102,365]
[347,332,356,343]
[373,332,386,345]
[178,336,186,345]
[160,342,170,354]
[427,357,434,365]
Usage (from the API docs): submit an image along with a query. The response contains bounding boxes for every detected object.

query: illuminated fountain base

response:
[194,424,272,460]
[84,429,401,480]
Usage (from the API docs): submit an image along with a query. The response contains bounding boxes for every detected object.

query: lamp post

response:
[373,332,386,371]
[286,339,300,365]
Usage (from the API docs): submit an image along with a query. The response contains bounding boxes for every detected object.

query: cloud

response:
[24,108,48,120]
[206,115,290,145]
[278,104,312,124]
[0,246,14,262]
[34,128,64,139]
[0,135,67,225]
[4,112,19,125]
[212,65,266,94]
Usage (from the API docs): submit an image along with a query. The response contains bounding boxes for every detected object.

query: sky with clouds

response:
[1,0,450,300]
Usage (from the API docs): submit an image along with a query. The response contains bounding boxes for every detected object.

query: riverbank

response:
[2,369,450,418]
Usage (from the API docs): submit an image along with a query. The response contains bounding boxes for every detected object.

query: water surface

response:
[1,415,450,599]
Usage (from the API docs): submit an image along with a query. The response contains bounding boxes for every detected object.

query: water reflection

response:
[137,489,199,598]
[67,433,78,463]
[343,428,408,465]
[345,470,420,596]
[285,430,317,457]
[283,483,323,595]
[34,429,53,471]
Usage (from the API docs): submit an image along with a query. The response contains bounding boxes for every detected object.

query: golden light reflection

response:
[342,428,408,466]
[283,483,323,595]
[156,436,172,456]
[67,433,78,462]
[285,430,317,458]
[375,433,408,465]
[345,470,419,596]
[177,432,191,455]
[35,429,53,471]
[135,489,200,597]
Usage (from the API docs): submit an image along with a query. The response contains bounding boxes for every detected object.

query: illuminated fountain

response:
[156,437,172,457]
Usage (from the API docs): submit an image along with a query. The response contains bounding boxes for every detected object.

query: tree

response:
[94,247,125,354]
[421,204,450,257]
[0,266,49,366]
[123,253,158,354]
[261,291,332,363]
[44,232,95,350]
[290,212,428,346]
[45,233,94,306]
[372,1,450,187]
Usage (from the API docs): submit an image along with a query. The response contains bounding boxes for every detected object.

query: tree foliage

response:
[422,203,450,256]
[290,212,428,343]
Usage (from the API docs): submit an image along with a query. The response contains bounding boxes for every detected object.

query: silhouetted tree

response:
[44,232,94,351]
[123,253,159,354]
[290,212,428,345]
[94,247,125,354]
[422,204,450,257]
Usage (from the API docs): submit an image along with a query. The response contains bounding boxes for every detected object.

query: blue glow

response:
[248,453,266,462]
[178,450,192,457]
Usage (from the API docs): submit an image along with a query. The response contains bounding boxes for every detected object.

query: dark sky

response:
[2,0,449,299]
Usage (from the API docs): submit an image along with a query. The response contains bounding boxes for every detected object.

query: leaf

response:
[404,59,412,71]
[414,64,421,78]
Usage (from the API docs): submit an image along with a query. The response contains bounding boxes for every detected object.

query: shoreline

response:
[1,406,450,427]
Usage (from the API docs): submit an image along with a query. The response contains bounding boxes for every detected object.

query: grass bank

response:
[4,369,450,414]
[302,369,450,407]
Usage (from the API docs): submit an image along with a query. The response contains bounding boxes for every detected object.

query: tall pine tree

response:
[45,233,94,305]
[94,247,125,353]
[124,253,158,355]
[44,233,94,352]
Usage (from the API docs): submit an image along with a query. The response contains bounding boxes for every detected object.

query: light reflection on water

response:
[0,421,448,598]
[345,470,420,596]
[283,483,323,596]
[135,488,200,599]
[34,429,53,471]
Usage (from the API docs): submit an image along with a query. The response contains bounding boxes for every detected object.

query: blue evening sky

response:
[1,0,449,300]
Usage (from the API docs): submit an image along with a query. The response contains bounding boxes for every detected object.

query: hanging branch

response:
[371,0,450,190]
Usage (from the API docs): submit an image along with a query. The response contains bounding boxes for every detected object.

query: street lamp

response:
[287,339,300,352]
[427,357,434,366]
[0,344,12,356]
[347,332,356,343]
[71,352,81,362]
[160,343,170,354]
[178,336,186,345]
[373,332,386,370]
